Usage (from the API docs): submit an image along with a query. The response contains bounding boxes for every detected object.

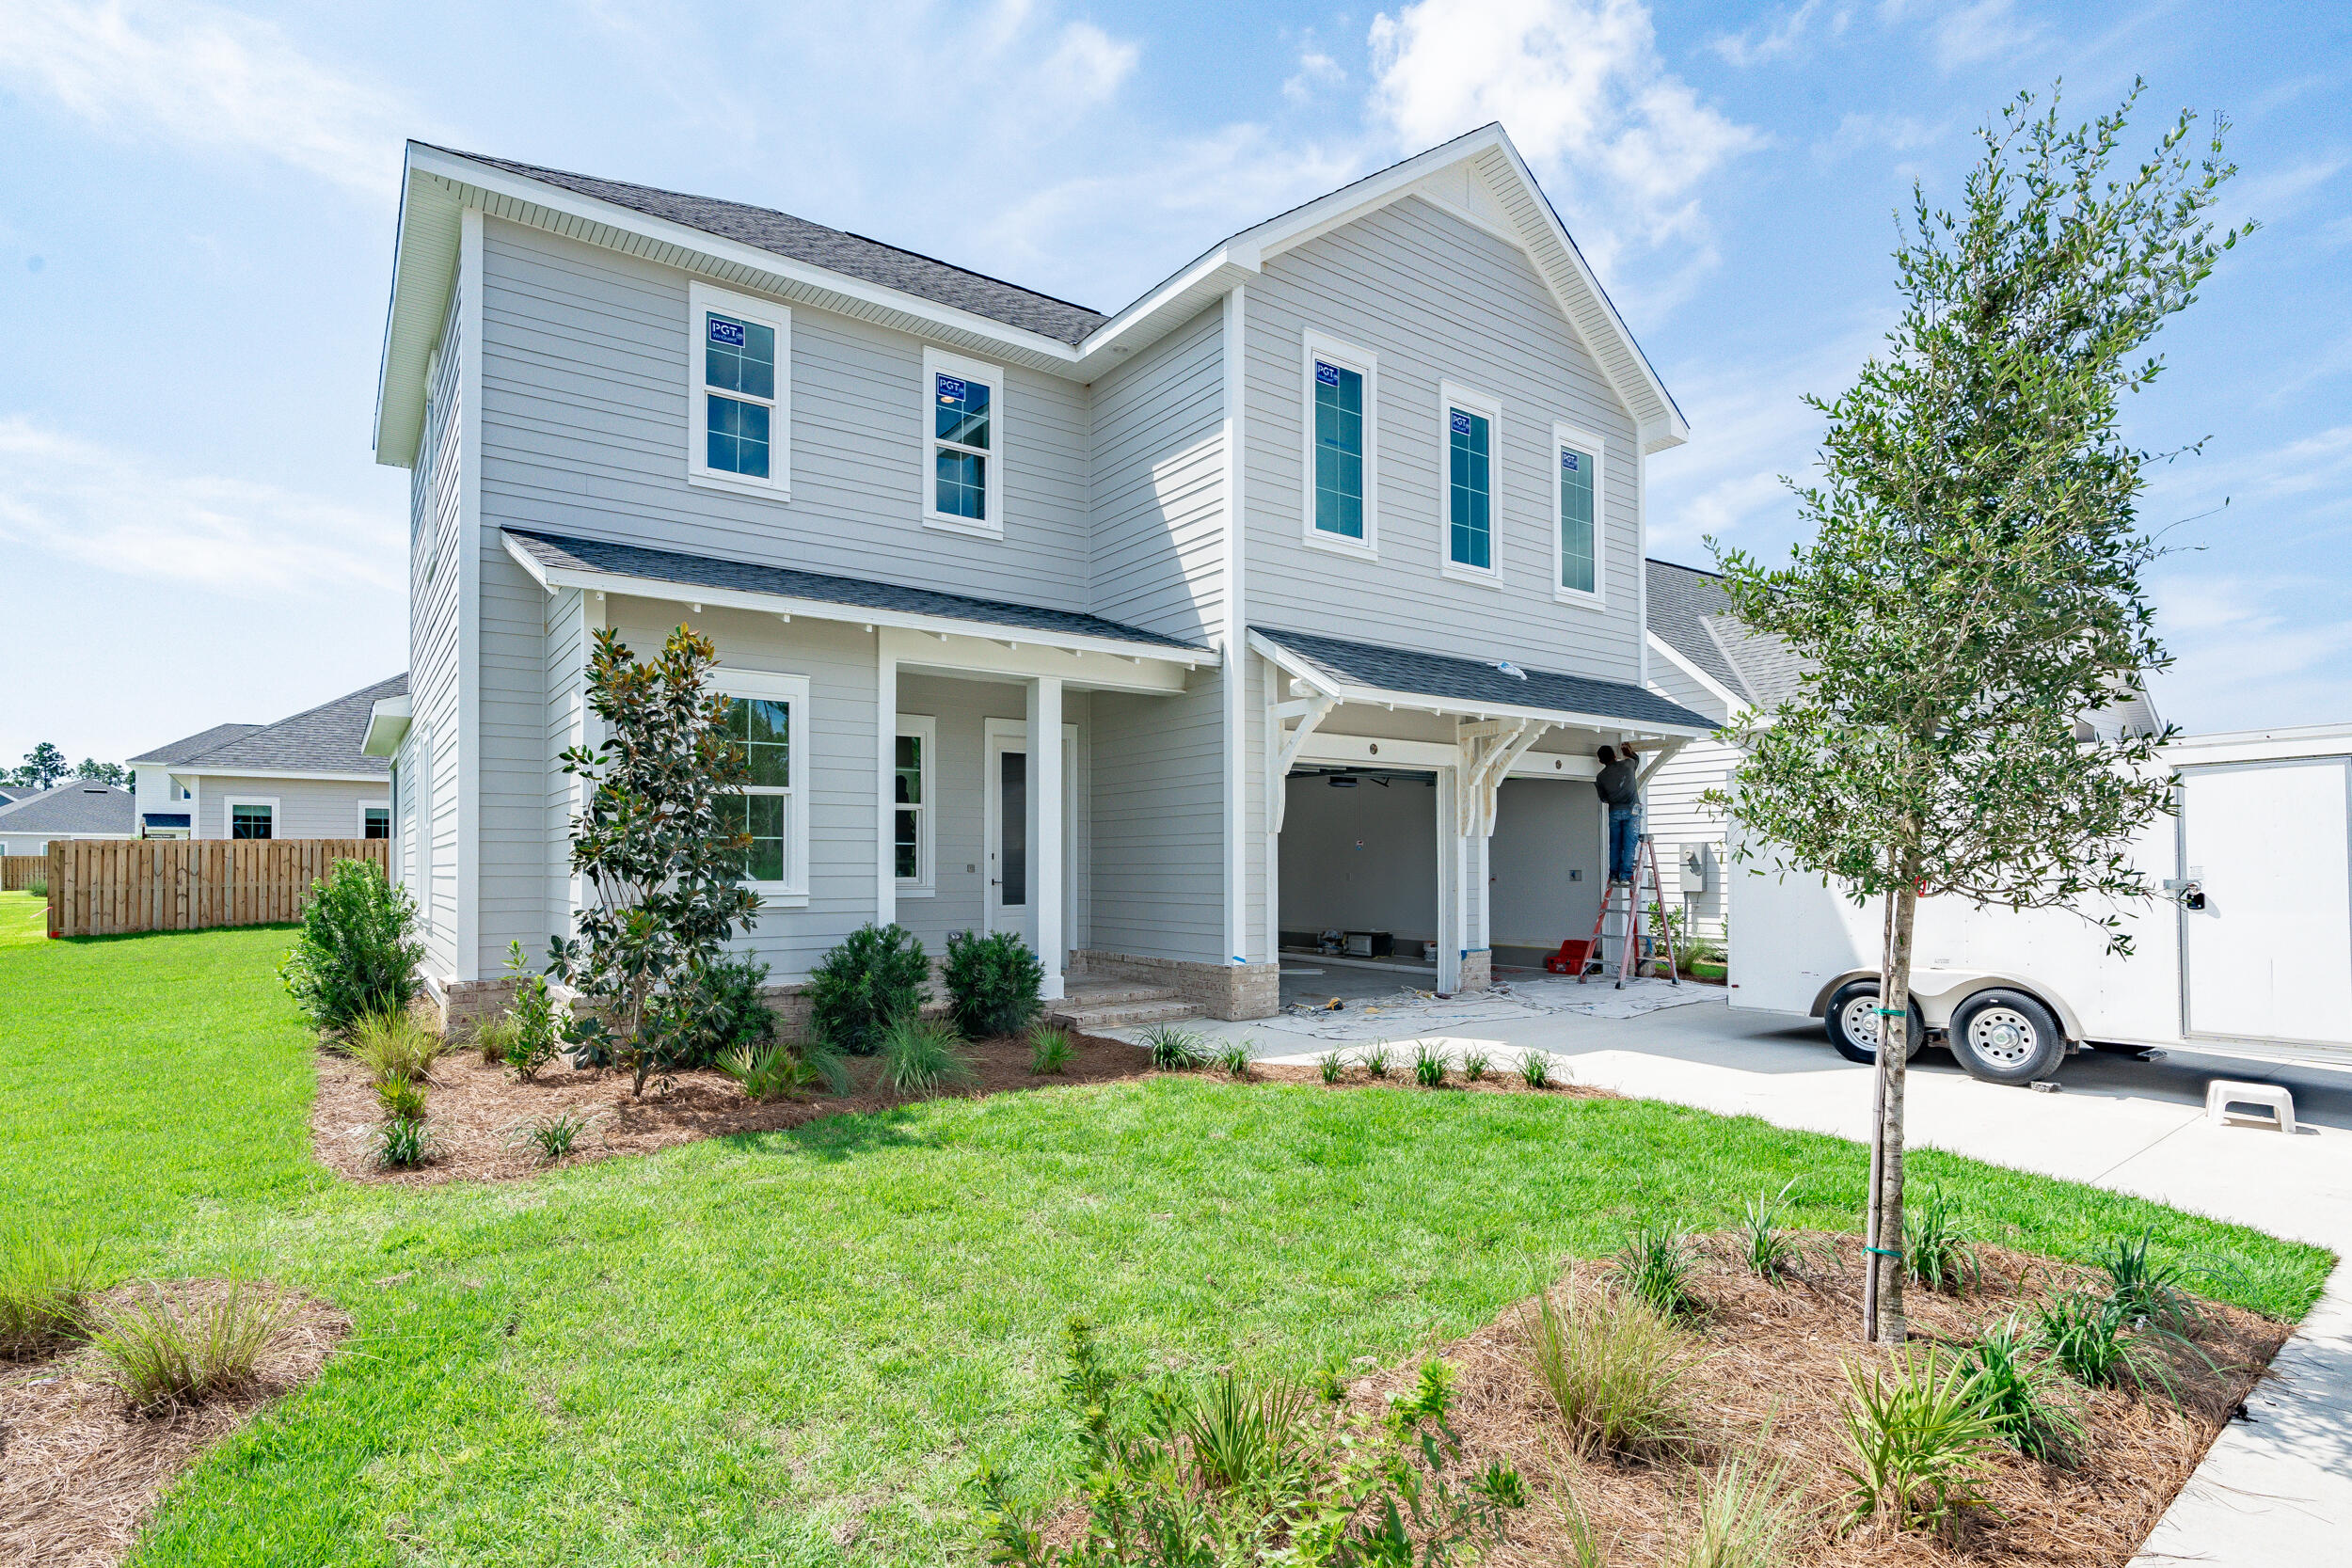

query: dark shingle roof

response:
[504,529,1208,655]
[127,721,265,767]
[1250,626,1714,733]
[1644,559,1807,710]
[171,674,407,777]
[439,148,1109,346]
[0,783,135,836]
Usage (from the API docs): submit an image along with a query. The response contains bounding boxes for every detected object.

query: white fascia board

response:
[1073,249,1260,367]
[1248,125,1514,265]
[504,534,1211,671]
[1247,630,1711,739]
[167,767,390,783]
[1645,631,1746,720]
[362,696,414,758]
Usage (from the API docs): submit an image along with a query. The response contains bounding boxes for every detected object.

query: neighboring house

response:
[0,782,135,857]
[125,676,406,843]
[367,124,1714,1029]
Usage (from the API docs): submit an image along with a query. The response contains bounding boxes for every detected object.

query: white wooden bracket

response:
[1267,689,1339,833]
[1456,718,1553,836]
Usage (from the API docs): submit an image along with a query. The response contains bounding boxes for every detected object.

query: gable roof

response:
[378,124,1683,465]
[0,782,134,837]
[128,721,266,768]
[130,675,408,780]
[1644,559,1807,711]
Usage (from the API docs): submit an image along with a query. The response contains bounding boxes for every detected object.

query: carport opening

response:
[1278,767,1439,986]
[1488,774,1603,972]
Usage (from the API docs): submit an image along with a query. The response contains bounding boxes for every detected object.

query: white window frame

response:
[1438,382,1504,586]
[1551,420,1608,609]
[358,800,391,840]
[711,669,811,907]
[687,280,792,500]
[1300,329,1379,559]
[223,795,279,841]
[894,714,936,896]
[922,346,1006,538]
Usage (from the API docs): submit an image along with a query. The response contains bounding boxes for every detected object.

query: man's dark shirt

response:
[1595,755,1639,808]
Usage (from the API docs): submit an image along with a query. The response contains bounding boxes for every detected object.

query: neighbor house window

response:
[362,803,391,840]
[688,281,790,497]
[1301,332,1377,554]
[895,715,936,895]
[226,799,278,839]
[923,348,1004,535]
[711,671,811,902]
[1440,384,1502,580]
[1552,422,1606,605]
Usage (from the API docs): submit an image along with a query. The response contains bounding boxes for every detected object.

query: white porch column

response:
[1027,674,1065,1001]
[875,631,899,928]
[1434,767,1464,994]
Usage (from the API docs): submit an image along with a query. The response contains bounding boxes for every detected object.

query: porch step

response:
[1047,985,1201,1032]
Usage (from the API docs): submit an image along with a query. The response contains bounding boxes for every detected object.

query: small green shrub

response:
[879,1016,973,1095]
[472,1010,518,1066]
[1212,1041,1252,1079]
[1141,1023,1202,1069]
[665,950,776,1069]
[373,1076,427,1121]
[1904,1186,1980,1294]
[1462,1048,1490,1082]
[1673,1450,1812,1568]
[1,1224,100,1359]
[1963,1314,2083,1462]
[1316,1049,1346,1084]
[1838,1346,1997,1534]
[2037,1287,2198,1396]
[2099,1227,2204,1331]
[1519,1052,1551,1089]
[1741,1180,1803,1283]
[348,1008,445,1084]
[89,1280,286,1415]
[509,1108,595,1165]
[1618,1224,1698,1318]
[1027,1023,1073,1075]
[1413,1040,1450,1086]
[1360,1041,1393,1079]
[719,1038,850,1101]
[373,1116,439,1170]
[1471,1457,1528,1509]
[501,941,565,1082]
[1523,1280,1695,1458]
[943,928,1044,1039]
[26,873,47,898]
[280,859,424,1032]
[1184,1369,1314,1489]
[803,923,929,1055]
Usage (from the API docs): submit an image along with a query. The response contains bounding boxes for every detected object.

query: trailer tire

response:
[1948,990,2065,1085]
[1824,980,1927,1067]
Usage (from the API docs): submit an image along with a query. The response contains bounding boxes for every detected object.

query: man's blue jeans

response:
[1608,804,1640,884]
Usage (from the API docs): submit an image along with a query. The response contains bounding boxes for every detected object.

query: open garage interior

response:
[1489,776,1603,970]
[1279,767,1440,976]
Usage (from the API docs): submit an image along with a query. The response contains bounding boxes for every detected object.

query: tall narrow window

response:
[894,716,935,893]
[709,671,809,901]
[923,349,1005,534]
[1302,334,1377,553]
[1440,385,1502,580]
[1552,422,1606,605]
[688,282,790,497]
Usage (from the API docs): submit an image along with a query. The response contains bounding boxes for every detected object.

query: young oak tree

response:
[1710,85,2249,1344]
[549,625,762,1097]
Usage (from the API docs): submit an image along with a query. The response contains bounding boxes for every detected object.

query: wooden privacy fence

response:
[46,839,391,938]
[2,855,44,893]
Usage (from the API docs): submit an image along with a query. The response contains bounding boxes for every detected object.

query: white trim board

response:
[1248,631,1714,740]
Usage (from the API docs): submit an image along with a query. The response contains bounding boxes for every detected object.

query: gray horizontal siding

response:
[1089,681,1226,965]
[188,777,387,840]
[410,279,466,978]
[1643,655,1736,939]
[1088,304,1226,642]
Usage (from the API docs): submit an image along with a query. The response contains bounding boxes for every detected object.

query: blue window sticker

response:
[708,317,746,348]
[1315,360,1341,388]
[1451,408,1473,436]
[936,374,966,404]
[1562,451,1580,471]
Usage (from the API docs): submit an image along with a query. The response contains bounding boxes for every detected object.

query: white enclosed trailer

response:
[1728,724,2352,1083]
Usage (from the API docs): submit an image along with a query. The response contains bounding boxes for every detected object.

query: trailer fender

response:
[1804,970,2083,1041]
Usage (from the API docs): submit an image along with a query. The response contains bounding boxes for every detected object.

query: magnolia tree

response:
[549,625,762,1096]
[1711,85,2249,1344]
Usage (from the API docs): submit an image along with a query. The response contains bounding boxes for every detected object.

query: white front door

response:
[2180,759,2352,1045]
[984,727,1035,948]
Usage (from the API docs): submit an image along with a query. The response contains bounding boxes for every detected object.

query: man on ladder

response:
[1596,742,1642,885]
[1570,742,1678,987]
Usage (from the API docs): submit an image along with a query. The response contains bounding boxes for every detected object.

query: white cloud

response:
[1033,20,1140,110]
[1367,0,1763,293]
[2145,571,2352,731]
[0,418,402,598]
[1710,0,1849,68]
[1880,0,2045,71]
[1817,111,1947,162]
[0,0,414,195]
[1283,48,1347,105]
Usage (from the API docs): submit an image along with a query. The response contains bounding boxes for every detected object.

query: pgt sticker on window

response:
[1314,361,1340,387]
[937,374,967,404]
[1562,451,1581,471]
[1451,409,1473,436]
[708,316,746,347]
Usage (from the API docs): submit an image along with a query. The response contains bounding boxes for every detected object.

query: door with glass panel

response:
[983,728,1033,946]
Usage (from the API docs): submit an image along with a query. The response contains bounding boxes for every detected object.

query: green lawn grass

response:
[0,892,2331,1566]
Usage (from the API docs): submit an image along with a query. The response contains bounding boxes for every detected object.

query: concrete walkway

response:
[1145,994,2352,1566]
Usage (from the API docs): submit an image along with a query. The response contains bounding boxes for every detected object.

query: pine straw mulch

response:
[312,1032,1615,1186]
[0,1281,348,1568]
[1342,1234,2288,1568]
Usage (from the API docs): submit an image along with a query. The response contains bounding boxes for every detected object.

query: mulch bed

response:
[312,1032,1614,1186]
[1343,1235,2287,1567]
[0,1282,348,1568]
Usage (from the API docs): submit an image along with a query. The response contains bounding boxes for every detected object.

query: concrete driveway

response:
[1163,992,2352,1566]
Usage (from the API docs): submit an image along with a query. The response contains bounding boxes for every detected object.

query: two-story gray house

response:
[366,123,1713,1032]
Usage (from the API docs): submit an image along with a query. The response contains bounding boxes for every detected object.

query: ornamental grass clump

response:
[1522,1280,1697,1459]
[373,1116,439,1170]
[1518,1052,1551,1089]
[1838,1345,1998,1535]
[2037,1286,2202,1397]
[508,1108,596,1165]
[0,1224,100,1359]
[1141,1023,1203,1070]
[1740,1180,1804,1283]
[1026,1023,1074,1075]
[1963,1313,2085,1462]
[943,928,1044,1039]
[1671,1449,1814,1568]
[1904,1186,1981,1294]
[878,1016,973,1095]
[1214,1041,1252,1079]
[718,1038,850,1101]
[2099,1227,2205,1332]
[1413,1040,1450,1087]
[89,1280,286,1416]
[1316,1049,1346,1084]
[348,1007,446,1085]
[1618,1223,1700,1318]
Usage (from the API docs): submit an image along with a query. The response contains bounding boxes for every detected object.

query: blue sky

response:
[2,0,2345,767]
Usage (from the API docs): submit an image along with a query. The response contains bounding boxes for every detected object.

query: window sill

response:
[1440,561,1502,588]
[751,890,811,910]
[690,469,791,502]
[1302,528,1378,561]
[897,885,936,898]
[1552,587,1608,611]
[923,512,1003,540]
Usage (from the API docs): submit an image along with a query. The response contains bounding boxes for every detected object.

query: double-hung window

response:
[1301,332,1377,555]
[361,803,391,840]
[711,670,811,904]
[225,798,278,840]
[688,282,790,497]
[923,348,1005,536]
[895,715,935,895]
[1439,384,1502,582]
[1552,422,1606,606]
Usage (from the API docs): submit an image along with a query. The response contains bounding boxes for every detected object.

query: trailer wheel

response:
[1948,990,2065,1085]
[1824,980,1927,1066]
